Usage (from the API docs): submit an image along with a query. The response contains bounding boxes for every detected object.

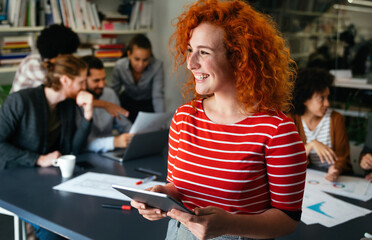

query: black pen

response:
[101,204,131,210]
[135,167,162,176]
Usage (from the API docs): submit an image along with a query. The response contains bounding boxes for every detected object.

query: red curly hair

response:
[170,0,295,113]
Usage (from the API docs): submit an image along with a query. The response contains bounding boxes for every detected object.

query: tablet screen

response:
[112,185,194,214]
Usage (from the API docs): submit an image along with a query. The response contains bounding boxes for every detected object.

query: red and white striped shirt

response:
[167,99,307,214]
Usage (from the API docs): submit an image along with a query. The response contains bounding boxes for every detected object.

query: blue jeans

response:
[25,220,66,240]
[165,218,273,240]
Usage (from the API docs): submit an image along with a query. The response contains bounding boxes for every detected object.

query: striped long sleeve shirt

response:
[167,99,307,214]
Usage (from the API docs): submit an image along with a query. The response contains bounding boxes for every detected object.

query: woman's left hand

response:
[167,206,231,240]
[324,165,340,182]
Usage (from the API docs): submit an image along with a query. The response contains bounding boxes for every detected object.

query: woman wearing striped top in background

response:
[131,0,307,239]
[289,68,351,182]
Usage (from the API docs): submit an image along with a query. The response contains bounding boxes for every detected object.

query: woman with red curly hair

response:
[131,1,307,239]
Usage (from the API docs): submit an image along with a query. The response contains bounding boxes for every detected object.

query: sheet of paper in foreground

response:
[301,188,371,227]
[53,172,166,201]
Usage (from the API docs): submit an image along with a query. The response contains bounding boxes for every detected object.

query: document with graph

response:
[305,169,372,201]
[301,188,371,227]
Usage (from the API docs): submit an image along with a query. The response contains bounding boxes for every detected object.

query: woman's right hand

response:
[131,183,180,221]
[306,140,337,165]
[131,184,170,221]
[114,133,134,148]
[360,153,372,170]
[36,150,61,167]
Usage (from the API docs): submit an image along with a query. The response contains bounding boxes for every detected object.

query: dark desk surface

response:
[0,153,170,240]
[0,153,371,240]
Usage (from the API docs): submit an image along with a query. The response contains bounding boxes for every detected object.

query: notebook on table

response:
[101,129,169,162]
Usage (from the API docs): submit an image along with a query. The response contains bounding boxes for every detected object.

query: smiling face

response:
[64,69,88,99]
[86,68,106,98]
[127,45,151,74]
[304,87,330,118]
[186,23,235,96]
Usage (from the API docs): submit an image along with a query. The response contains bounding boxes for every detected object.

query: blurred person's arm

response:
[151,61,165,112]
[93,99,129,118]
[0,93,41,168]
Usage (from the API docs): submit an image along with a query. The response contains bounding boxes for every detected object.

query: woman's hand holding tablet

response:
[112,184,194,218]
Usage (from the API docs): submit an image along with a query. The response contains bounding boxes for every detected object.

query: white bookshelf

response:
[0,66,19,73]
[331,78,372,120]
[0,61,116,75]
[330,108,369,118]
[0,27,152,35]
[103,62,116,68]
[334,79,372,90]
[0,27,44,32]
[73,28,152,35]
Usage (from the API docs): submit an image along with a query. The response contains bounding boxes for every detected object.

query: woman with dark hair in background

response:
[111,34,164,122]
[289,68,351,182]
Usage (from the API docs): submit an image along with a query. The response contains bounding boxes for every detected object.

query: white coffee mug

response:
[52,155,76,178]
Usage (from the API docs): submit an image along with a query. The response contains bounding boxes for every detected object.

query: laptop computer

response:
[101,129,169,162]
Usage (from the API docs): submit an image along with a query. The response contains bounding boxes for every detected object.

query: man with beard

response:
[81,56,133,153]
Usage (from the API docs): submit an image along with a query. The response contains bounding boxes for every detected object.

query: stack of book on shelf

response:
[0,35,32,66]
[5,0,102,30]
[76,44,93,57]
[6,0,39,27]
[93,43,124,63]
[0,0,10,27]
[129,1,153,30]
[102,11,129,31]
[56,0,101,30]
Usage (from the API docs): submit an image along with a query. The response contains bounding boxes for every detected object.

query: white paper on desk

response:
[53,172,166,201]
[300,211,317,225]
[301,188,371,227]
[305,169,371,201]
[129,111,173,134]
[362,183,372,201]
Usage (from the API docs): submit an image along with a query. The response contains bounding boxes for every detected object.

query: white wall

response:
[148,0,193,113]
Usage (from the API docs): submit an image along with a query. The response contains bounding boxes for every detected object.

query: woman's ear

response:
[60,75,72,87]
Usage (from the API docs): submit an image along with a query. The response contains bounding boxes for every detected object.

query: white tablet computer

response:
[112,184,194,214]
